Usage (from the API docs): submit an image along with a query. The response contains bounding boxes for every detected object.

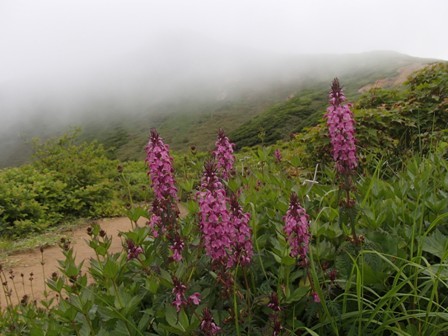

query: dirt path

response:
[1,205,189,309]
[1,216,139,308]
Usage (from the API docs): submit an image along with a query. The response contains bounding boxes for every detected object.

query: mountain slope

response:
[0,51,438,167]
[230,54,437,148]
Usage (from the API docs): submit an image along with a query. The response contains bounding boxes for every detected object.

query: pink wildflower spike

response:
[213,129,235,180]
[227,194,253,267]
[200,308,221,335]
[312,292,321,303]
[283,192,310,265]
[145,129,178,201]
[197,161,234,264]
[172,277,187,312]
[325,78,358,174]
[170,234,185,262]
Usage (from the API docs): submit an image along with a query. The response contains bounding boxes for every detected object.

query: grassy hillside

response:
[0,52,437,167]
[85,52,436,157]
[230,54,437,149]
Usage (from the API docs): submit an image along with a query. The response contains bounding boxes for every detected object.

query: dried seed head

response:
[21,295,29,306]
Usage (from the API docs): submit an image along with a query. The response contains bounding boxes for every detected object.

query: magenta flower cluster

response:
[283,193,310,265]
[200,308,221,335]
[198,130,252,267]
[171,278,186,312]
[170,234,185,262]
[268,292,283,335]
[228,194,253,267]
[197,157,253,268]
[197,161,233,263]
[147,199,164,238]
[213,129,235,180]
[146,129,184,261]
[126,240,143,260]
[172,277,201,312]
[267,292,282,312]
[145,129,178,201]
[325,78,358,174]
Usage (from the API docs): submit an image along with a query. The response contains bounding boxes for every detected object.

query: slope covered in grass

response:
[0,51,436,168]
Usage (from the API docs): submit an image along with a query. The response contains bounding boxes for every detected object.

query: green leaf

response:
[165,305,186,332]
[178,309,190,331]
[422,230,448,260]
[110,320,132,336]
[302,327,321,336]
[138,310,154,331]
[103,258,120,280]
[127,206,148,223]
[146,276,160,294]
[285,286,309,303]
[281,255,297,266]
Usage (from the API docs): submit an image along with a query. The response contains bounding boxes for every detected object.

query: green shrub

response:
[0,131,122,237]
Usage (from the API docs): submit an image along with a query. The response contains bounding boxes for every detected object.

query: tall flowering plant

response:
[283,192,322,304]
[145,129,184,260]
[145,129,178,201]
[283,192,310,267]
[198,130,253,269]
[228,194,253,267]
[213,129,235,180]
[326,78,358,175]
[197,160,233,264]
[325,78,359,243]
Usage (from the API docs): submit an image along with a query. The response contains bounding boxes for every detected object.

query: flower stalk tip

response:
[326,78,358,175]
[213,129,235,180]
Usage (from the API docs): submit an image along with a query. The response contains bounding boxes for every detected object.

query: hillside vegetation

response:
[81,52,437,159]
[0,62,447,335]
[0,52,435,168]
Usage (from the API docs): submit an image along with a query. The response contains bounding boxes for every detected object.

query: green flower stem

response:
[233,266,241,336]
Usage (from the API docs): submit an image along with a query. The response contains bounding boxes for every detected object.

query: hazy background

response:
[0,0,447,152]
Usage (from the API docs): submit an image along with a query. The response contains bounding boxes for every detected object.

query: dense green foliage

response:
[229,59,438,150]
[0,131,123,237]
[288,63,448,175]
[2,141,448,335]
[1,62,447,335]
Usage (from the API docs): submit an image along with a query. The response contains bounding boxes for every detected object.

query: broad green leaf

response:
[422,230,448,260]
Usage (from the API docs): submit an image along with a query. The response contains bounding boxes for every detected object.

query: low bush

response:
[0,131,122,238]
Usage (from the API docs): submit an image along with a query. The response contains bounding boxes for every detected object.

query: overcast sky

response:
[1,0,447,85]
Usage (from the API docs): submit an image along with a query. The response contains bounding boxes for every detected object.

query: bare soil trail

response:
[1,217,136,308]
